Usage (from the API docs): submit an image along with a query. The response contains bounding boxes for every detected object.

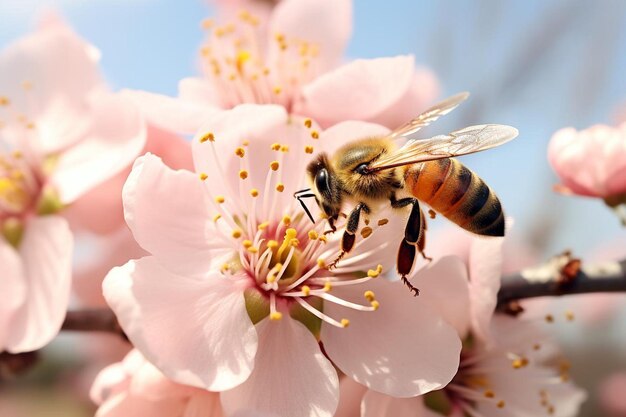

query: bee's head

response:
[305,153,342,219]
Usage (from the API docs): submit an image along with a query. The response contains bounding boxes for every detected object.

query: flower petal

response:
[0,20,103,152]
[52,92,146,204]
[183,392,224,417]
[269,0,352,73]
[318,120,390,157]
[368,67,439,129]
[65,124,193,235]
[103,257,257,391]
[0,239,26,348]
[178,77,222,107]
[362,390,442,417]
[413,256,471,338]
[95,392,185,417]
[6,216,72,353]
[121,89,220,135]
[334,378,367,417]
[297,56,415,127]
[221,318,339,417]
[123,153,222,277]
[468,236,504,345]
[321,277,461,397]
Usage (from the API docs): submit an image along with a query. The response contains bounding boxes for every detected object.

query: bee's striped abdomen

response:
[404,159,505,236]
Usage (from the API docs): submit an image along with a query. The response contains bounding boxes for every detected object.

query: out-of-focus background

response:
[1,1,625,416]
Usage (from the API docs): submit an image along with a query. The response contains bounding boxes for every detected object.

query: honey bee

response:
[295,92,518,295]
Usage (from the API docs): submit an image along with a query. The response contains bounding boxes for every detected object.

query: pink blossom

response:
[337,317,586,417]
[548,123,626,200]
[336,250,587,417]
[125,0,438,134]
[0,18,145,353]
[92,349,225,417]
[600,372,626,417]
[104,105,461,417]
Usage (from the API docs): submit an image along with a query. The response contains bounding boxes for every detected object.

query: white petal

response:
[321,278,461,397]
[6,216,72,352]
[221,318,339,417]
[103,257,257,391]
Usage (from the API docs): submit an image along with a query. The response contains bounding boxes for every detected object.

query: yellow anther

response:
[270,311,283,321]
[512,357,529,369]
[533,343,542,350]
[282,215,291,225]
[257,222,269,230]
[263,67,270,76]
[220,263,230,272]
[377,218,389,226]
[242,140,250,146]
[239,170,248,180]
[302,285,311,296]
[200,46,211,56]
[484,390,495,398]
[277,228,298,259]
[242,240,253,248]
[370,300,380,310]
[0,96,9,106]
[250,189,259,197]
[367,264,383,278]
[547,405,555,414]
[318,235,327,243]
[323,281,332,292]
[565,311,575,321]
[364,290,376,302]
[273,86,282,95]
[247,246,259,253]
[213,214,222,222]
[270,161,280,171]
[317,258,326,268]
[267,240,279,249]
[308,230,319,240]
[304,145,314,154]
[496,401,505,409]
[360,226,373,238]
[21,81,32,90]
[11,151,22,159]
[199,132,215,143]
[340,318,350,328]
[228,74,237,81]
[26,122,35,129]
[236,50,251,69]
[280,145,289,152]
[199,172,208,181]
[232,229,242,239]
[201,18,214,29]
[215,195,225,204]
[275,183,285,192]
[271,143,281,151]
[267,274,277,283]
[311,130,319,139]
[274,33,285,42]
[235,147,245,157]
[304,119,312,128]
[545,314,554,323]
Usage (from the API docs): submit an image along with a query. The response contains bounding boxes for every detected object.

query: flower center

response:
[196,126,384,332]
[199,10,320,110]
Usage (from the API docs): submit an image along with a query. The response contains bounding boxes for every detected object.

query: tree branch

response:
[62,308,126,339]
[497,256,626,308]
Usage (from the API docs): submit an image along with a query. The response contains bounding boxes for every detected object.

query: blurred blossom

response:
[103,105,461,417]
[125,0,438,134]
[599,372,626,417]
[337,317,586,417]
[548,123,626,222]
[92,349,224,417]
[0,16,145,353]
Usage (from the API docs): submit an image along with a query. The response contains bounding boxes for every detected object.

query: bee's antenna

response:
[294,192,316,224]
[293,188,311,197]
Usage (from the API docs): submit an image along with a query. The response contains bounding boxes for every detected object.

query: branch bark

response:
[497,257,626,308]
[62,308,126,339]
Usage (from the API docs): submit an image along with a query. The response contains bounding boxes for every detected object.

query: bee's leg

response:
[390,195,424,296]
[328,203,370,269]
[324,215,338,235]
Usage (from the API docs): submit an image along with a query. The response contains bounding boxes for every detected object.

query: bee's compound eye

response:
[315,168,330,195]
[355,163,369,175]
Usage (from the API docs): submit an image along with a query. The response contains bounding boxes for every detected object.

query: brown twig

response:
[497,257,626,308]
[62,308,126,339]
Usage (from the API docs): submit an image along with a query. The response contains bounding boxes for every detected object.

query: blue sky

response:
[2,0,626,257]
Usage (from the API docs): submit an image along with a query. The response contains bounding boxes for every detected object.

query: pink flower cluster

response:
[1,1,607,417]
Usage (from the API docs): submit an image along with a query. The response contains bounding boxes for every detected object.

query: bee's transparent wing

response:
[388,92,470,139]
[369,124,519,172]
